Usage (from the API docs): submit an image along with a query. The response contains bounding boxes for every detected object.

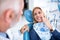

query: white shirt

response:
[0,32,9,40]
[0,36,9,40]
[6,16,29,40]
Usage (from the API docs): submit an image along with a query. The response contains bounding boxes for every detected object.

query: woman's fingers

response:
[20,25,29,34]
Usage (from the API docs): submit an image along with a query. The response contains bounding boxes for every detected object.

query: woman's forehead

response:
[34,9,42,12]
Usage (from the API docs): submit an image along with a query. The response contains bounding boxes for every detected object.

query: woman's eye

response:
[34,13,37,15]
[38,12,41,14]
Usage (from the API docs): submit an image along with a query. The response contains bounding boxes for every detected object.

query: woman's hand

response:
[41,12,47,22]
[41,12,53,31]
[20,25,29,34]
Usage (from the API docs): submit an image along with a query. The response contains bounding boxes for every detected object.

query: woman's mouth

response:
[37,17,42,20]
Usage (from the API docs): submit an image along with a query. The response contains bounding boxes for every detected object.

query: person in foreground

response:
[21,7,60,40]
[0,0,24,40]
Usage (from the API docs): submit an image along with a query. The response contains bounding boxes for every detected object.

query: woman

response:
[29,7,54,40]
[21,7,60,40]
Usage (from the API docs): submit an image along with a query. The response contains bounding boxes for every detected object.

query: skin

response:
[33,8,53,30]
[0,0,24,32]
[20,25,29,33]
[21,7,53,33]
[33,8,44,22]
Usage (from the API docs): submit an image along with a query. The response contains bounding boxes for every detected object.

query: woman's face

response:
[33,8,44,22]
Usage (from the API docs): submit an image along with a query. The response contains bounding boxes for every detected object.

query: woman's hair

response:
[32,7,42,23]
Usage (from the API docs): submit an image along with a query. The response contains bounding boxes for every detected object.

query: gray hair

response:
[0,0,21,15]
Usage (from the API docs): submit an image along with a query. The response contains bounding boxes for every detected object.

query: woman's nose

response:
[36,14,40,17]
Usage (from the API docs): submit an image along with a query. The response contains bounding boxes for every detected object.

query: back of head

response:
[0,0,21,15]
[0,0,24,32]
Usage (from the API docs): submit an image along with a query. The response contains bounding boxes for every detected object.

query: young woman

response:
[21,7,60,40]
[30,7,54,40]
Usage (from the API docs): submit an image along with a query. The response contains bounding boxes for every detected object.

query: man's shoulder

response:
[0,36,9,40]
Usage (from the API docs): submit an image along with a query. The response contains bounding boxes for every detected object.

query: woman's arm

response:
[51,30,60,40]
[42,15,60,40]
[42,15,53,31]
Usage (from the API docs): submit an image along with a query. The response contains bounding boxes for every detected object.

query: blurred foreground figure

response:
[0,0,24,40]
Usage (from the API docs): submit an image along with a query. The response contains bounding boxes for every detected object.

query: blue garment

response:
[28,23,60,40]
[29,28,41,40]
[29,28,60,40]
[51,30,60,40]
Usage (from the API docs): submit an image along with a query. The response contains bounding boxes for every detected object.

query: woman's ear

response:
[4,9,15,24]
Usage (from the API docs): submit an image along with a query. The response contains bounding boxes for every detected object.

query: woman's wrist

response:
[50,28,53,32]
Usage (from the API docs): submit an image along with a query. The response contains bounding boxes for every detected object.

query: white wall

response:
[29,0,34,10]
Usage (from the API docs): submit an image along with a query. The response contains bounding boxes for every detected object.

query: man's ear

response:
[4,9,15,23]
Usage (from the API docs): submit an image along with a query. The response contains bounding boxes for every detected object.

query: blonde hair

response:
[32,7,42,23]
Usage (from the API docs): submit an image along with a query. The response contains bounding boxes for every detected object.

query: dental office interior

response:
[6,0,60,40]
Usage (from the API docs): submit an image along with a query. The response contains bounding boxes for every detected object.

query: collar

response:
[0,32,9,39]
